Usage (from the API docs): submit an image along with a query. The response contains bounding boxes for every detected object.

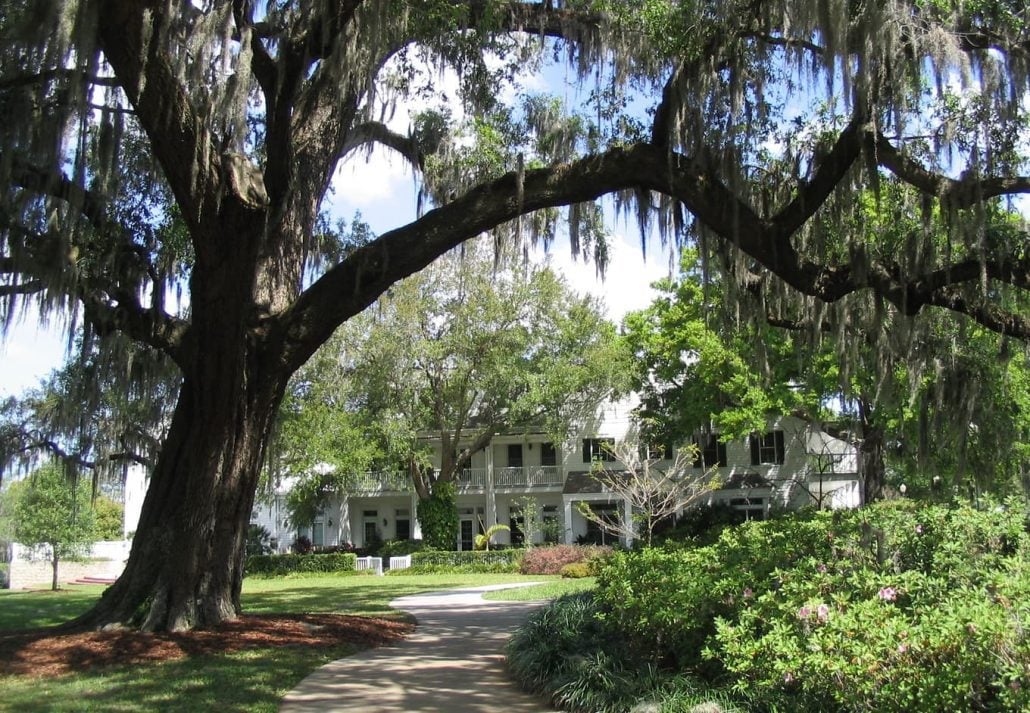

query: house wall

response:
[273,400,860,550]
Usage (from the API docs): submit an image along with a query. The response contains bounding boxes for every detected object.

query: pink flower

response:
[784,671,795,684]
[897,643,909,654]
[878,587,897,602]
[743,587,753,599]
[915,524,924,534]
[1010,680,1022,692]
[816,604,830,622]
[797,606,811,619]
[817,563,828,573]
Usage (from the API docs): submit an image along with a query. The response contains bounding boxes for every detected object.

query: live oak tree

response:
[0,1,1028,629]
[286,240,628,548]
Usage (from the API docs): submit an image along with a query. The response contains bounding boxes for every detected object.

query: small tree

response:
[578,441,719,547]
[12,465,97,591]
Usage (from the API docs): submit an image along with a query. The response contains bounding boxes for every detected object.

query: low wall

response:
[7,540,130,590]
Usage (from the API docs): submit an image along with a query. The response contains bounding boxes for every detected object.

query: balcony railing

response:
[458,468,488,489]
[351,471,412,493]
[349,466,565,493]
[495,465,564,488]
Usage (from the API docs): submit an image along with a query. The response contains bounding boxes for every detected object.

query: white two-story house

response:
[253,400,860,552]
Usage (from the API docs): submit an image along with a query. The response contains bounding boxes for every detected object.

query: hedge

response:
[399,549,525,574]
[0,562,8,589]
[245,551,358,577]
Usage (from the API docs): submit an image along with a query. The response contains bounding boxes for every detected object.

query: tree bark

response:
[51,551,59,592]
[858,399,886,504]
[73,354,288,631]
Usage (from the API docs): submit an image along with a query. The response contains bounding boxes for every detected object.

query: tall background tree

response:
[274,240,629,548]
[0,1,1027,629]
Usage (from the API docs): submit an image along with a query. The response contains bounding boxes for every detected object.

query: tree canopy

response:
[273,240,628,542]
[0,0,1027,630]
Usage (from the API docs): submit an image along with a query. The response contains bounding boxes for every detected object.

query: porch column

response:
[563,496,574,544]
[623,497,634,548]
[339,498,351,544]
[410,492,422,540]
[485,442,497,529]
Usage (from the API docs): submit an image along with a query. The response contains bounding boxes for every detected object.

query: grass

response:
[0,573,546,712]
[482,577,596,601]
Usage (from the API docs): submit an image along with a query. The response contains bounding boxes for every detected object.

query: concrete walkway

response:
[279,583,558,712]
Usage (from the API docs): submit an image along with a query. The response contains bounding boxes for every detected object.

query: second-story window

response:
[750,430,785,465]
[540,442,557,466]
[582,438,616,462]
[507,443,524,468]
[693,434,727,468]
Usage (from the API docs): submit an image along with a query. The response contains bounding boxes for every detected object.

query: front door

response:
[459,519,475,551]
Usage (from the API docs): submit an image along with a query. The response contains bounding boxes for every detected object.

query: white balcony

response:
[351,471,411,493]
[458,468,488,489]
[494,465,564,488]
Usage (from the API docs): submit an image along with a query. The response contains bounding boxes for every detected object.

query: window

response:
[509,506,525,547]
[640,441,674,460]
[729,497,766,521]
[395,508,410,541]
[583,503,619,545]
[540,442,557,466]
[750,430,785,465]
[693,434,727,468]
[582,438,616,462]
[507,443,524,468]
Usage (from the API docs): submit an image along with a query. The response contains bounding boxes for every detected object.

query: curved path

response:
[279,583,558,712]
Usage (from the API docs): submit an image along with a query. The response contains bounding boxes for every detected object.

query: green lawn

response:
[0,573,547,712]
[481,577,596,601]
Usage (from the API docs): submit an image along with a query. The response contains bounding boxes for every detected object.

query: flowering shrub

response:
[519,544,611,575]
[592,498,1030,712]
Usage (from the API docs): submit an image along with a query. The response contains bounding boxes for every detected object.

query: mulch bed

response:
[0,614,413,678]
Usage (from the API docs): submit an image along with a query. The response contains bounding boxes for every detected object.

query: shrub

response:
[591,498,1030,712]
[519,544,611,575]
[417,483,458,550]
[0,562,8,589]
[559,562,592,578]
[378,539,424,558]
[402,548,523,573]
[245,551,357,576]
[290,534,312,554]
[246,524,273,558]
[507,593,739,713]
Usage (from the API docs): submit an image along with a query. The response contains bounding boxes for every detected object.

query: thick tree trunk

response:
[859,400,886,504]
[51,552,59,591]
[73,337,288,631]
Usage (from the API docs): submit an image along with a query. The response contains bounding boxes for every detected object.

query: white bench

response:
[388,554,412,571]
[355,556,383,575]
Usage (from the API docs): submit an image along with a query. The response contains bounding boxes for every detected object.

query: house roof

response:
[562,471,604,494]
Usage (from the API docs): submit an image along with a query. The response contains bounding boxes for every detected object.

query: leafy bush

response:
[246,524,273,558]
[0,562,8,589]
[591,498,1030,712]
[417,482,459,550]
[378,539,424,558]
[520,544,611,575]
[290,534,312,554]
[245,551,357,576]
[560,562,593,578]
[401,548,524,573]
[507,593,739,713]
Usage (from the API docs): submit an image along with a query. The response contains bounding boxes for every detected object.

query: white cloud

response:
[532,232,672,322]
[0,320,68,398]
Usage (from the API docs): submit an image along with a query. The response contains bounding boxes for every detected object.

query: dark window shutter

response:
[750,435,760,465]
[582,439,591,462]
[718,442,728,467]
[775,430,785,464]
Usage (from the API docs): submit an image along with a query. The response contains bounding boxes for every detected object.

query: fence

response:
[355,555,384,575]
